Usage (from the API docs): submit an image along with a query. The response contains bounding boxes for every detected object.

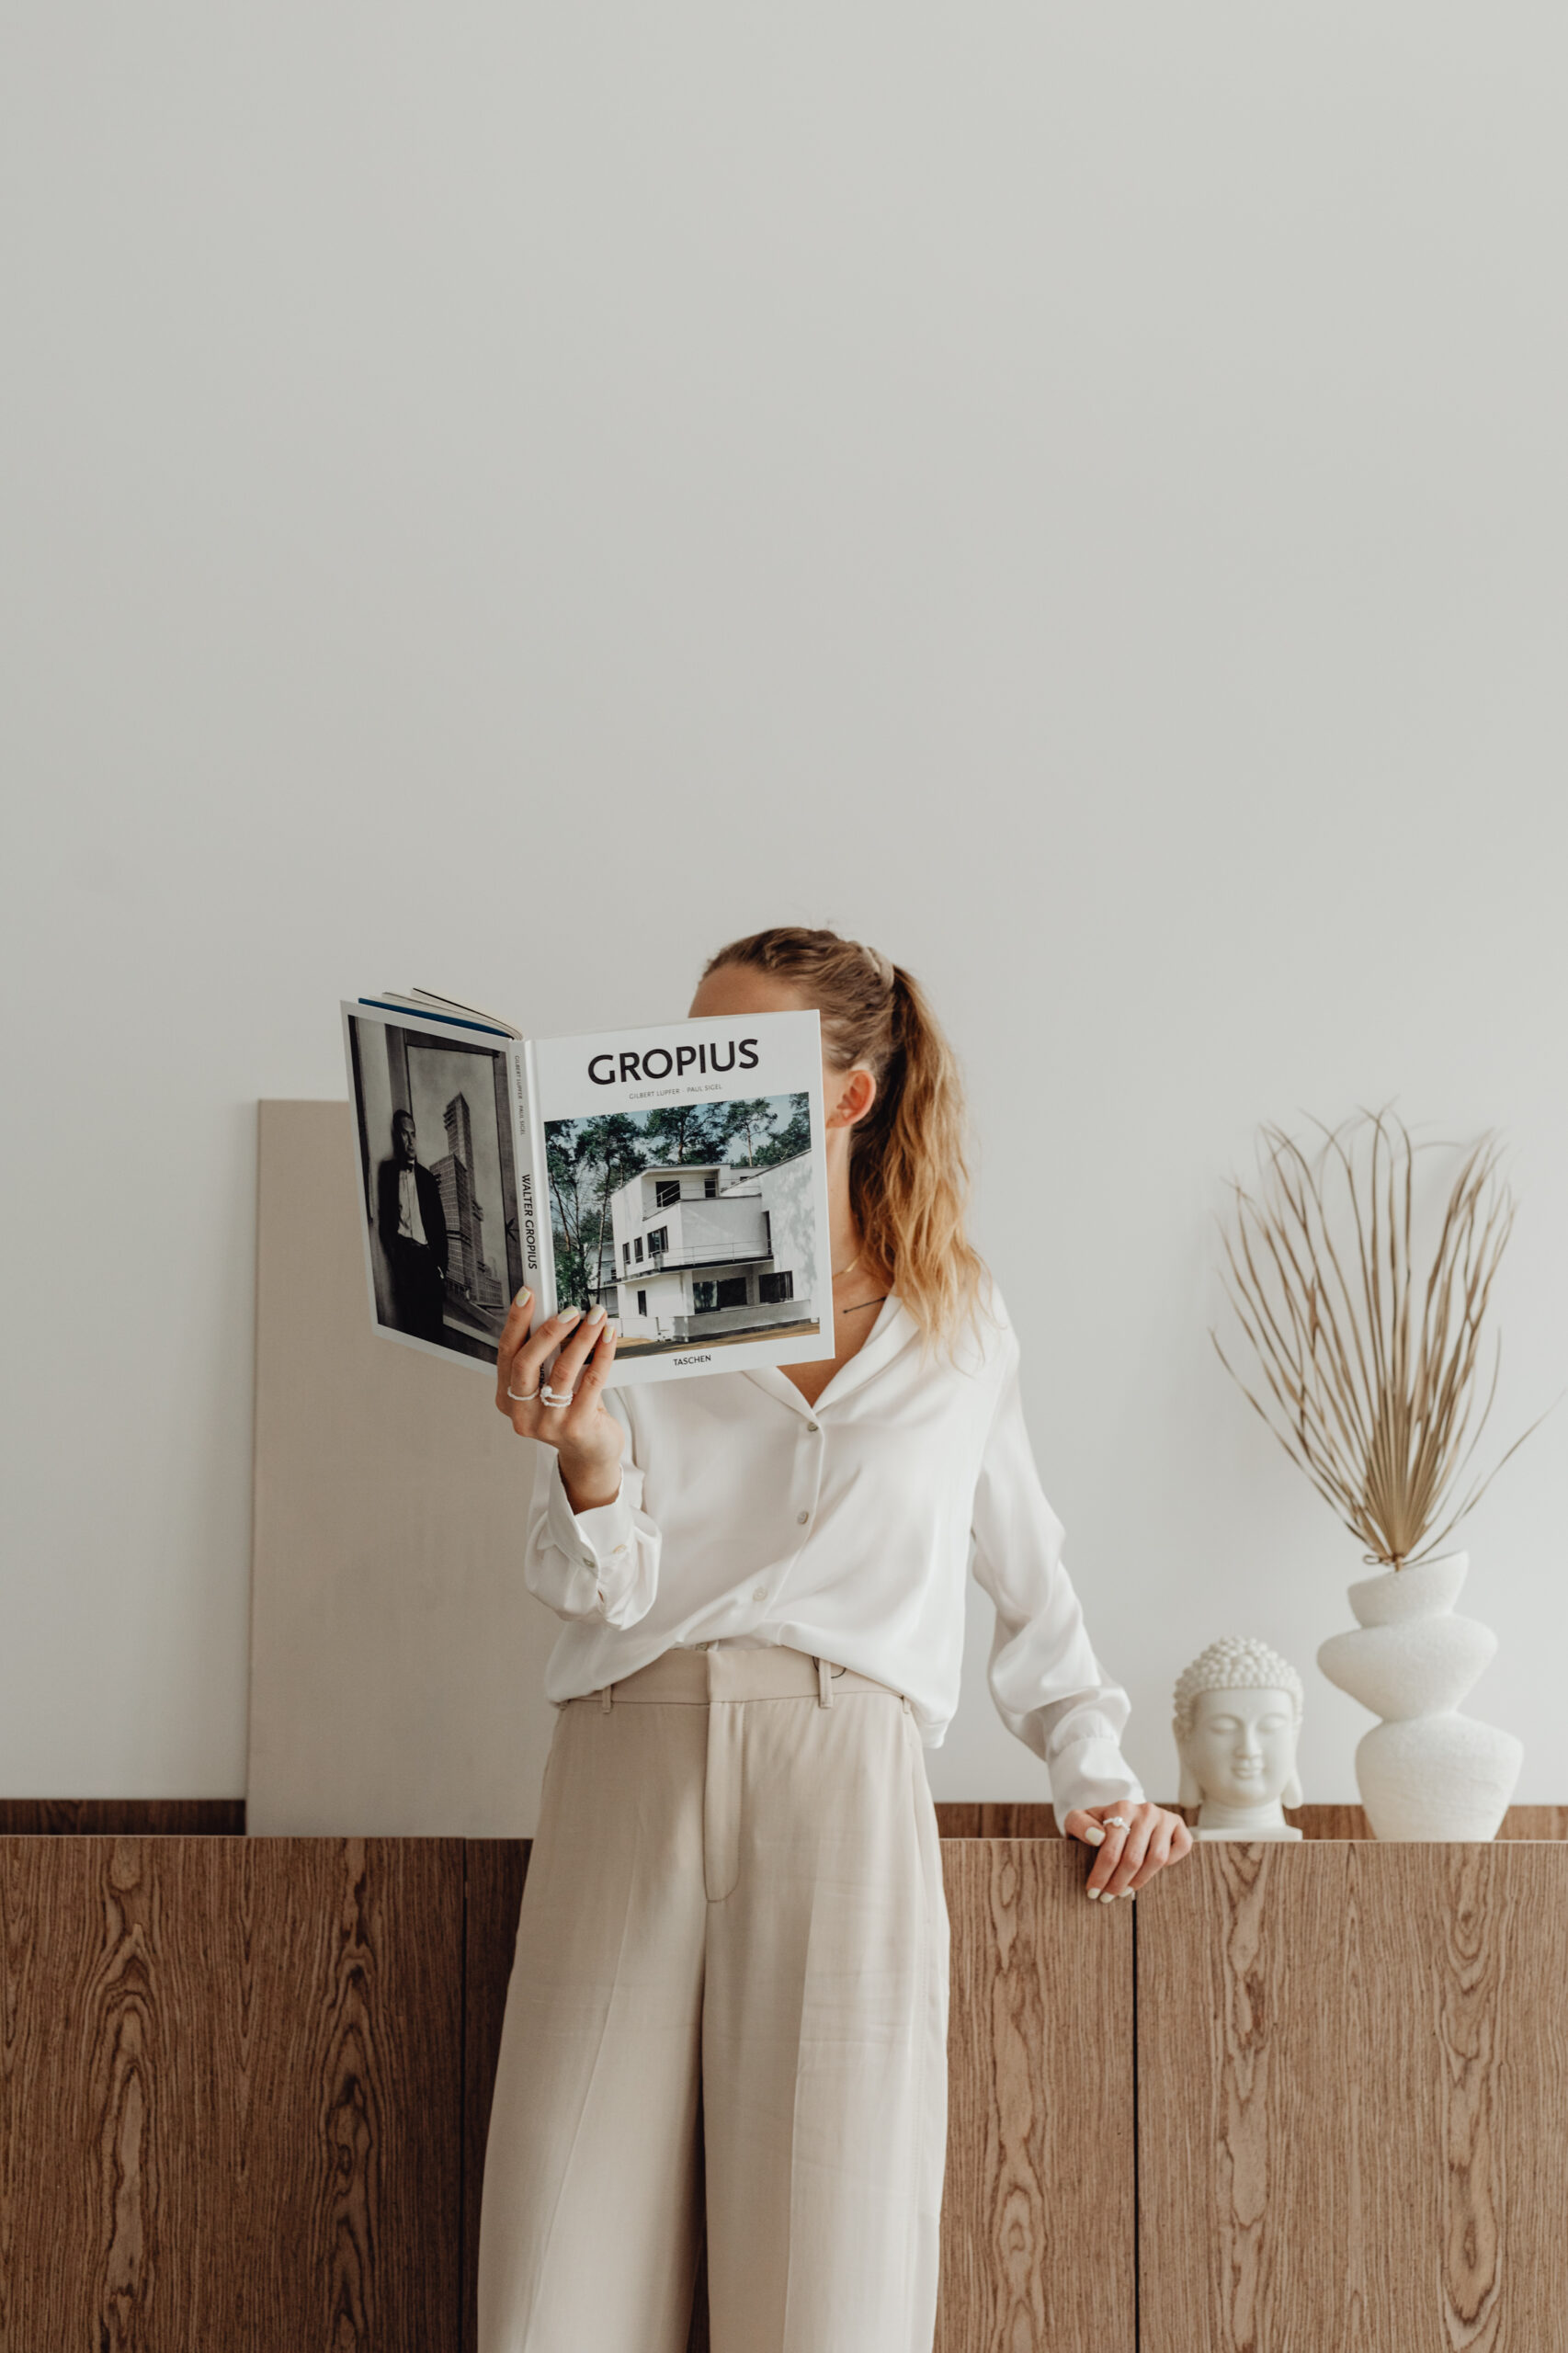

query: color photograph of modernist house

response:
[544,1093,819,1356]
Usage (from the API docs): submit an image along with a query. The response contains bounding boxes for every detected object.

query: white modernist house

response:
[599,1154,816,1347]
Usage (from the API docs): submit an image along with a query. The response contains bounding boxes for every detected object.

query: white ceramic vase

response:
[1315,1551,1522,1840]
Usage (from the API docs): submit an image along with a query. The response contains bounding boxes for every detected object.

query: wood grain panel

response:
[461,1840,530,2353]
[9,1824,1562,2350]
[0,1836,461,2352]
[1137,1841,1568,2352]
[936,1839,1135,2353]
[1274,1802,1568,1842]
[935,1802,1568,1841]
[4,1797,1560,1841]
[0,1800,245,1835]
[937,1802,1065,1838]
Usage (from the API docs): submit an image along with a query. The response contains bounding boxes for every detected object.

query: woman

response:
[476,926,1192,2353]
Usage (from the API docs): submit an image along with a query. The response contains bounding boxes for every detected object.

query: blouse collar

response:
[742,1292,918,1419]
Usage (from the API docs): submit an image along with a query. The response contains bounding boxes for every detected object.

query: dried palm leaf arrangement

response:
[1212,1108,1546,1568]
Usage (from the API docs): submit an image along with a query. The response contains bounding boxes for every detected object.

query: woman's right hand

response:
[494,1290,623,1513]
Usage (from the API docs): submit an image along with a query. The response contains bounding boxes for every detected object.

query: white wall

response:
[3,5,1565,1807]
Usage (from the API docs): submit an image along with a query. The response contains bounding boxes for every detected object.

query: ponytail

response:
[698,926,993,1356]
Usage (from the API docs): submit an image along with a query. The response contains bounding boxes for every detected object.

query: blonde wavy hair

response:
[699,926,993,1356]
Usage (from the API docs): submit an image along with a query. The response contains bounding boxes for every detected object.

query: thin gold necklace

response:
[832,1249,890,1315]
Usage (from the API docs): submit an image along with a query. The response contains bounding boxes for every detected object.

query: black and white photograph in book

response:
[347,1014,524,1365]
[546,1092,819,1356]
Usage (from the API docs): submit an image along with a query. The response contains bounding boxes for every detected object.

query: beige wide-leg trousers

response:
[475,1643,950,2353]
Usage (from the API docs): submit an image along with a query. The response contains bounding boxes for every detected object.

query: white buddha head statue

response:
[1173,1635,1304,1822]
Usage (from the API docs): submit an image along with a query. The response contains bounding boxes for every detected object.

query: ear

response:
[824,1064,877,1132]
[1283,1765,1303,1808]
[1175,1728,1200,1807]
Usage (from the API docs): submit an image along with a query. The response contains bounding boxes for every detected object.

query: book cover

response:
[530,1006,835,1385]
[341,999,835,1385]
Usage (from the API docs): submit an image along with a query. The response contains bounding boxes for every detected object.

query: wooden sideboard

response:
[2,1809,1564,2351]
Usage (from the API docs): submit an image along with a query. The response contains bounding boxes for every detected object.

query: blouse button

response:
[806,1421,820,1434]
[796,1509,810,1525]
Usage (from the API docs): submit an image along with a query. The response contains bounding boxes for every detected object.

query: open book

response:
[341,989,836,1384]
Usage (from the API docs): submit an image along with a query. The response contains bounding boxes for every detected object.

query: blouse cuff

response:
[1047,1733,1147,1836]
[542,1459,640,1614]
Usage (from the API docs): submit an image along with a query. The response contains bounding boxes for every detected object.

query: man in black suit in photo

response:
[376,1108,449,1344]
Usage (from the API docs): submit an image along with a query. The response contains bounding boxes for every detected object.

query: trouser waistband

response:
[584,1643,912,1712]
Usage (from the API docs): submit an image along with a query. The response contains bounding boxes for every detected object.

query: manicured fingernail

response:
[559,1306,583,1322]
[1085,1825,1106,1846]
[587,1305,606,1324]
[1123,1889,1135,1900]
[1086,1887,1101,1901]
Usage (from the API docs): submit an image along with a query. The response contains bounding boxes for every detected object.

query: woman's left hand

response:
[1061,1801,1193,1901]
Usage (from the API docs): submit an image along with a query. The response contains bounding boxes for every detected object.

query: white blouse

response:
[522,1286,1147,1831]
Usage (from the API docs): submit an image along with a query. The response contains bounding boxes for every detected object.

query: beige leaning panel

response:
[247,1101,561,1836]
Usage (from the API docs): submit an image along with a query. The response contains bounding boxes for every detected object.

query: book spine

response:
[514,1038,553,1329]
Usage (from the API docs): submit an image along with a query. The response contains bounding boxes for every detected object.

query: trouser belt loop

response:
[600,1682,614,1713]
[816,1655,833,1708]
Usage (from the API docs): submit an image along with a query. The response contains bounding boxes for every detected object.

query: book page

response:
[342,1001,526,1372]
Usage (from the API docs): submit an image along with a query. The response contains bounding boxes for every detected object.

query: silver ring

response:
[506,1385,539,1404]
[540,1384,574,1409]
[1102,1815,1131,1830]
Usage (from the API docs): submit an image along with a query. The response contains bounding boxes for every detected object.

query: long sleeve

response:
[969,1337,1146,1832]
[522,1401,662,1630]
